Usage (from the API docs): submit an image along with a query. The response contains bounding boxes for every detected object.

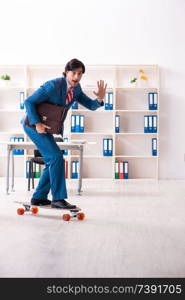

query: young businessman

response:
[21,58,107,209]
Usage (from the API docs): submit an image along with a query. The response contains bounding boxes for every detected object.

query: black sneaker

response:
[51,200,76,209]
[31,198,51,206]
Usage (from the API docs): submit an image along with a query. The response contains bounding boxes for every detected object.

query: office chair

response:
[27,137,63,191]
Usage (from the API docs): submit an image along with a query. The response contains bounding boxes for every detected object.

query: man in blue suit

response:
[21,58,107,209]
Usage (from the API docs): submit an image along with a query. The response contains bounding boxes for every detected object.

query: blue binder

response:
[103,138,108,156]
[76,161,79,179]
[148,93,154,110]
[72,101,78,109]
[124,161,129,179]
[152,115,157,133]
[105,93,109,110]
[153,93,158,110]
[71,115,76,132]
[63,137,68,155]
[144,115,149,133]
[18,137,24,155]
[19,91,25,110]
[71,160,78,179]
[152,138,157,156]
[115,115,120,133]
[105,92,113,110]
[26,160,30,178]
[71,161,76,178]
[80,115,84,132]
[75,115,80,132]
[108,138,113,156]
[148,115,153,133]
[108,92,113,110]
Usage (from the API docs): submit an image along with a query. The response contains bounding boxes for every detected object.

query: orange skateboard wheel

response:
[31,207,39,214]
[17,208,25,215]
[62,214,71,221]
[77,212,85,220]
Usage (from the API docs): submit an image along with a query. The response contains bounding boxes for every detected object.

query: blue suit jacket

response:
[22,77,104,130]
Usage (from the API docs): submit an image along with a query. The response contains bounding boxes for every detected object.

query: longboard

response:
[14,201,85,221]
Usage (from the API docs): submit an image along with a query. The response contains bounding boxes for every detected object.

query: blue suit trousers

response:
[23,125,67,201]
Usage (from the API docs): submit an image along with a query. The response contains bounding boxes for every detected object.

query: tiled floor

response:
[0,178,185,278]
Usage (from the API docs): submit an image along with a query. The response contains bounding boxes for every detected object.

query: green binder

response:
[115,160,119,179]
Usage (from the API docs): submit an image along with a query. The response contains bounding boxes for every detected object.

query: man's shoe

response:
[31,198,51,206]
[51,200,76,209]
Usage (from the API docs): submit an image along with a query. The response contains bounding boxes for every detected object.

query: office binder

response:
[18,137,24,155]
[108,138,113,156]
[71,115,76,132]
[153,92,158,110]
[72,101,78,109]
[65,160,68,178]
[80,115,84,132]
[63,137,68,155]
[148,93,154,110]
[115,115,120,133]
[144,115,149,133]
[19,91,25,110]
[153,115,157,133]
[119,161,124,179]
[103,139,108,156]
[148,115,153,133]
[75,115,80,132]
[124,161,129,179]
[76,161,79,179]
[115,160,119,179]
[152,138,157,156]
[71,161,77,179]
[105,93,109,110]
[109,92,113,110]
[26,160,31,178]
[105,92,113,110]
[34,164,40,178]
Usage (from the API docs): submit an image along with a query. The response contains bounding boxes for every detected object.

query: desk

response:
[2,141,84,196]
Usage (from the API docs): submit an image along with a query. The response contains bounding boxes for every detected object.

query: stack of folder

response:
[71,160,79,179]
[71,115,84,132]
[144,115,157,133]
[10,136,24,155]
[115,160,129,179]
[103,138,113,156]
[105,92,113,110]
[148,92,158,110]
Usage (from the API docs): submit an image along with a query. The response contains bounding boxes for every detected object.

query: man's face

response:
[66,68,83,87]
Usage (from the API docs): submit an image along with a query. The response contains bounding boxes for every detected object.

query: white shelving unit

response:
[0,64,159,180]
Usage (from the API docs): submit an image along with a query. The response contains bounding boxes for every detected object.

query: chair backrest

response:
[34,149,42,157]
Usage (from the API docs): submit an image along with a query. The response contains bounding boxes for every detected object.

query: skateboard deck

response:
[14,201,85,221]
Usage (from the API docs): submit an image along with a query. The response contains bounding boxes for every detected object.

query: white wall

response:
[0,0,185,179]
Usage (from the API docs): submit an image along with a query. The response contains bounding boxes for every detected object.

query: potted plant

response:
[0,74,11,87]
[130,77,138,87]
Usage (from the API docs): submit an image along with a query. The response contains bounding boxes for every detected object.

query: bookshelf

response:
[0,64,159,180]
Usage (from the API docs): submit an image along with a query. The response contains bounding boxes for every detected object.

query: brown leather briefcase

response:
[25,102,69,134]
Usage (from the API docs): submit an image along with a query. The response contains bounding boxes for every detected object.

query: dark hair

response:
[63,58,85,77]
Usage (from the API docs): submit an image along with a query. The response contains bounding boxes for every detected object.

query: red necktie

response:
[66,87,74,105]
